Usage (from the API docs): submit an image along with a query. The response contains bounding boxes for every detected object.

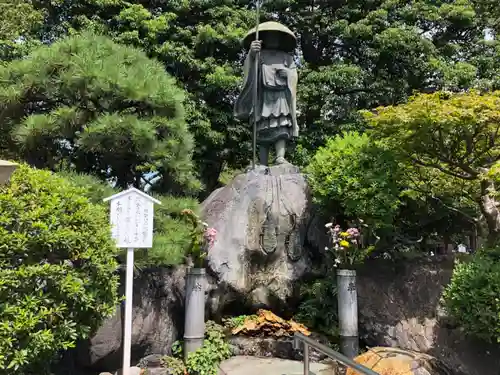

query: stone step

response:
[219,356,337,375]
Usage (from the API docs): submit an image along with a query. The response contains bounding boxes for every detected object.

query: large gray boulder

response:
[202,164,322,315]
[76,267,185,372]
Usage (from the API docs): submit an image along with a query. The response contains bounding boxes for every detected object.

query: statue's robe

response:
[234,49,298,145]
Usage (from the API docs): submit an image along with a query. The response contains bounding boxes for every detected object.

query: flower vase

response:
[337,268,359,358]
[184,267,206,359]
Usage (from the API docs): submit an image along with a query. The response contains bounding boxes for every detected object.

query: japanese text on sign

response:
[107,190,156,248]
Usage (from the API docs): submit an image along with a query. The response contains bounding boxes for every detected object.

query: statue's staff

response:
[234,21,298,168]
[252,0,261,170]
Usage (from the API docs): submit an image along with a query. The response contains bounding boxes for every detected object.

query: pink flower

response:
[346,227,360,237]
[333,225,341,232]
[203,227,217,249]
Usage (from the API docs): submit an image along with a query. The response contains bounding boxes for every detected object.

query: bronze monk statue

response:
[234,21,299,166]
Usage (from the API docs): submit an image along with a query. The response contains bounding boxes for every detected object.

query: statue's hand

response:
[249,40,262,56]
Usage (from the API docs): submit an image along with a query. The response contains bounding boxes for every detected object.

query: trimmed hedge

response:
[0,165,120,374]
[442,250,500,343]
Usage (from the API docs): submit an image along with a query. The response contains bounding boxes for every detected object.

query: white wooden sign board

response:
[103,187,161,249]
[103,187,160,375]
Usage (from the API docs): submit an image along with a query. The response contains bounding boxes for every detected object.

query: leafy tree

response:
[104,0,257,193]
[0,164,120,374]
[269,0,498,164]
[14,0,256,193]
[305,129,475,251]
[306,132,403,229]
[394,166,480,252]
[472,0,500,33]
[0,0,42,60]
[306,117,482,251]
[365,90,500,244]
[401,164,481,234]
[0,32,199,193]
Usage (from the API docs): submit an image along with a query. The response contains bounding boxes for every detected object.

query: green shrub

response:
[150,195,199,266]
[186,321,231,375]
[0,164,120,374]
[305,132,402,228]
[158,356,185,375]
[171,321,231,375]
[56,170,117,205]
[442,251,500,343]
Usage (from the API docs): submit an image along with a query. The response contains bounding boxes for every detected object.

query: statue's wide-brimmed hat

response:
[243,21,297,52]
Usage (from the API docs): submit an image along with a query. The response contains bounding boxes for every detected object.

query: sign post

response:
[103,188,161,375]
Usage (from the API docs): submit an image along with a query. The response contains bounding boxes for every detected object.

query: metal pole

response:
[252,0,261,170]
[122,247,134,375]
[303,342,309,375]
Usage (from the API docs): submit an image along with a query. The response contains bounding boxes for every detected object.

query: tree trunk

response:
[479,178,500,246]
[443,234,450,254]
[470,227,477,252]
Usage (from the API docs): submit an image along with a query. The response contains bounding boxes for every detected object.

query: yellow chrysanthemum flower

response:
[339,240,350,247]
[340,232,349,237]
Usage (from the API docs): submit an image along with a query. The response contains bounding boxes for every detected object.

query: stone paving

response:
[218,356,337,375]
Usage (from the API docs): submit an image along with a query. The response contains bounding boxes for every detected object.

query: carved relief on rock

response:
[245,174,307,262]
[203,164,317,314]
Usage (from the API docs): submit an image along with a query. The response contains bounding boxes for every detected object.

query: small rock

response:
[114,366,142,375]
[143,368,169,375]
[138,354,163,368]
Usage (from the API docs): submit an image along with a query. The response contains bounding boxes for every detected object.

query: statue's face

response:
[262,34,281,50]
